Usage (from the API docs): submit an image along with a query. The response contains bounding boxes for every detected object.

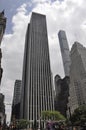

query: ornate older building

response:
[20,12,54,124]
[68,42,86,114]
[0,48,3,83]
[0,93,5,125]
[0,10,6,83]
[54,75,69,117]
[0,10,6,45]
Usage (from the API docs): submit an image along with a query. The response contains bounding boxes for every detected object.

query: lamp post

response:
[40,117,42,130]
[0,117,1,130]
[38,116,42,130]
[0,117,1,125]
[68,107,73,130]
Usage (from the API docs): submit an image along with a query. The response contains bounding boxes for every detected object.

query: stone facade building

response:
[11,80,21,120]
[0,49,3,83]
[54,75,69,117]
[0,10,6,45]
[0,10,6,83]
[68,42,86,114]
[0,11,6,125]
[0,93,5,125]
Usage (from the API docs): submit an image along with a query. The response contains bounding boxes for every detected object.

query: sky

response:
[0,0,86,122]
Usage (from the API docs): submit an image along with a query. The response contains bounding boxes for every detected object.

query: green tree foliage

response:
[71,105,86,125]
[16,119,29,129]
[41,110,66,121]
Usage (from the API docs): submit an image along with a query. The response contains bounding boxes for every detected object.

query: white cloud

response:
[1,3,30,122]
[32,0,86,74]
[32,0,51,3]
[1,0,86,122]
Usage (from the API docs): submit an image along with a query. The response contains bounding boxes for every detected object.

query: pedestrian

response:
[80,126,86,130]
[59,125,65,130]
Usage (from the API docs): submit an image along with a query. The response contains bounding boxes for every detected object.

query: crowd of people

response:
[46,121,86,130]
[0,120,86,130]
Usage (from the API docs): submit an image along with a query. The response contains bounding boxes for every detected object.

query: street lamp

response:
[39,117,42,130]
[0,117,1,130]
[68,107,73,130]
[68,107,71,120]
[38,116,42,130]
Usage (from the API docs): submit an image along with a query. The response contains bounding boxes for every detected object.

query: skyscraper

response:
[0,48,3,83]
[20,12,54,123]
[68,42,86,114]
[0,10,6,126]
[0,10,6,45]
[11,80,21,120]
[0,93,5,125]
[58,30,71,76]
[12,80,22,106]
[54,75,69,117]
[0,10,6,83]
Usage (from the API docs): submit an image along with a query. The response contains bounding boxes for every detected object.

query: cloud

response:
[32,0,51,3]
[1,0,86,122]
[32,0,86,74]
[1,3,30,122]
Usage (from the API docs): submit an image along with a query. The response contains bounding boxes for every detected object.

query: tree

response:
[71,105,86,126]
[41,110,66,121]
[16,119,29,129]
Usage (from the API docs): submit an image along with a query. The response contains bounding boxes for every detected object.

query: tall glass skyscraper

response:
[20,12,54,123]
[11,80,21,120]
[58,30,71,76]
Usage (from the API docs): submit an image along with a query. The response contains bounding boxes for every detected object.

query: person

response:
[53,122,60,130]
[46,122,50,130]
[59,125,65,130]
[0,125,2,130]
[80,126,86,130]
